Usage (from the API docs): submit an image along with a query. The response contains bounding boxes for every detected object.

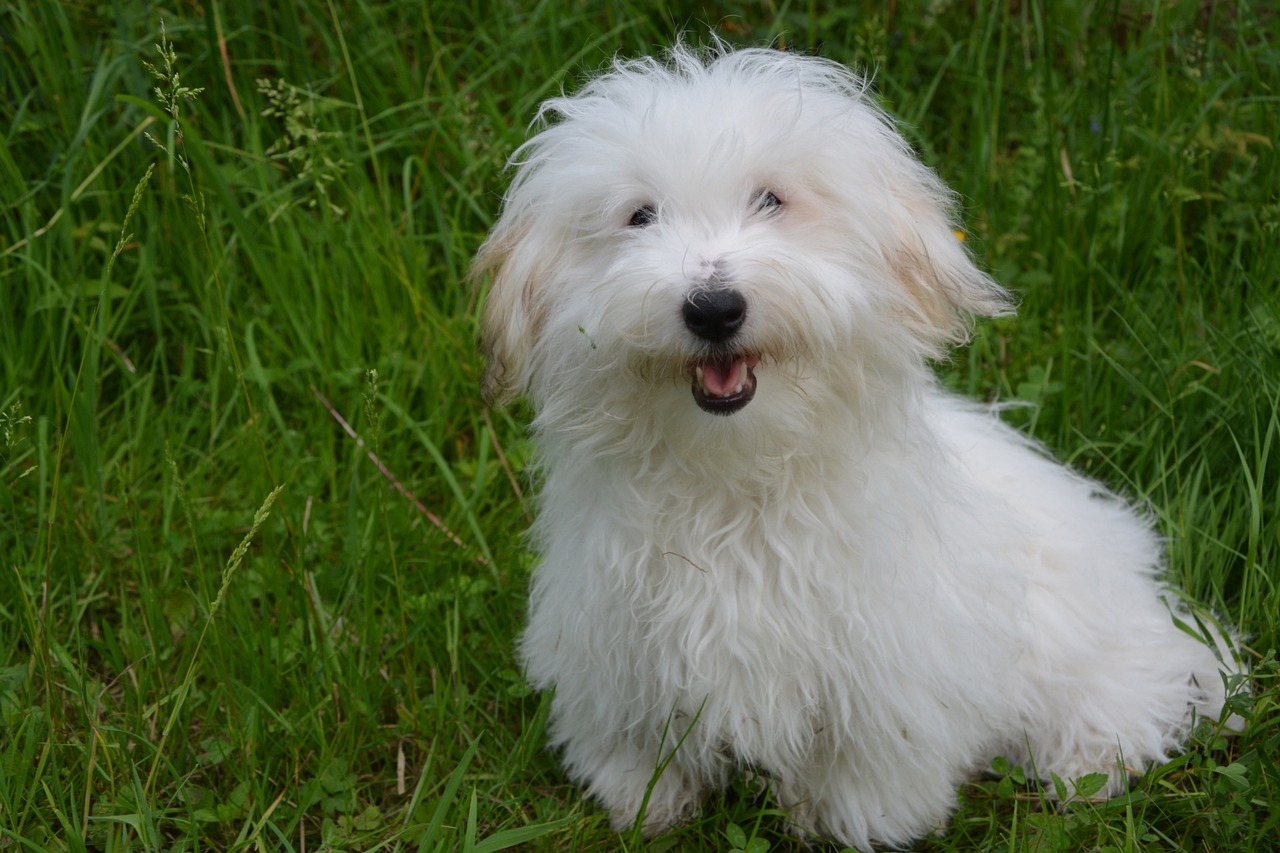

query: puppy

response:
[474,44,1240,850]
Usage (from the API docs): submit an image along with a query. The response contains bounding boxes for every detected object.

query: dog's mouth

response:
[690,355,758,415]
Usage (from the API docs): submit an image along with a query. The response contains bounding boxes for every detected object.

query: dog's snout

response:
[683,288,747,343]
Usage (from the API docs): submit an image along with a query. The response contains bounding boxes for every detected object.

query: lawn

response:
[1,1,1277,850]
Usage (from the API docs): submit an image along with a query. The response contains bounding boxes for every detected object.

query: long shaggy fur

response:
[474,44,1242,850]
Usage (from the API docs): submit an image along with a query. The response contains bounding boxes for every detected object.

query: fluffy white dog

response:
[474,44,1240,850]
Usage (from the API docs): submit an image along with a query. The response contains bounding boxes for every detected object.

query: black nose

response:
[682,288,747,343]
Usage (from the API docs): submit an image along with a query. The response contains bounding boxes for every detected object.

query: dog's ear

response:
[884,180,1014,352]
[471,219,552,406]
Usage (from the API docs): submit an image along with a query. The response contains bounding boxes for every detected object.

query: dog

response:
[473,43,1241,850]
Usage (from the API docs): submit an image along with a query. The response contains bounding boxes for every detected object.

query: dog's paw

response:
[597,760,703,837]
[1035,761,1134,803]
[608,795,699,837]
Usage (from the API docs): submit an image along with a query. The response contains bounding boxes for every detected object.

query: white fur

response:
[474,44,1241,850]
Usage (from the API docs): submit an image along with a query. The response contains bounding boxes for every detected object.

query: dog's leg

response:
[563,735,707,836]
[773,748,964,851]
[1007,617,1242,799]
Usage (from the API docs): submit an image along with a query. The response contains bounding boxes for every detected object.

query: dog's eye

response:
[756,190,783,213]
[628,205,657,228]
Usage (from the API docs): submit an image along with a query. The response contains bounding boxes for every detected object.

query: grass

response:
[1,0,1277,849]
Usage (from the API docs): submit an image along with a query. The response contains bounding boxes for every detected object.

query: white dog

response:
[474,44,1240,850]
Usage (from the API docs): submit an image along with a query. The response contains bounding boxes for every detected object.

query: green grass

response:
[1,1,1277,850]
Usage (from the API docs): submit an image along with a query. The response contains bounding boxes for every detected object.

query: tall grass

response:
[2,1,1276,849]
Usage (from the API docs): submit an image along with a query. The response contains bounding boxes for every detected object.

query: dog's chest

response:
[631,520,864,742]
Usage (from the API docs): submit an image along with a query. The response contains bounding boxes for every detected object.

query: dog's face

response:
[475,47,1010,434]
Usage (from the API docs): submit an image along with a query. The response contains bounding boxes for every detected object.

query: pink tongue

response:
[701,359,744,396]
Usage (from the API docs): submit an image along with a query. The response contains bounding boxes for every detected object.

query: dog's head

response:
[473,44,1010,428]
